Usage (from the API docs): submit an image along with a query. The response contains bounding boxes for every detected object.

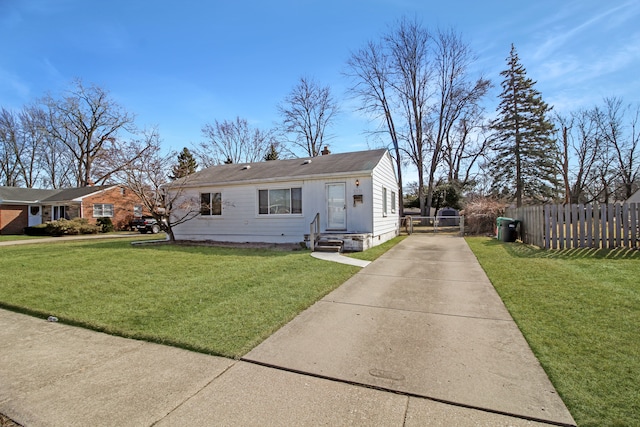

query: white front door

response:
[327,183,346,230]
[28,205,42,226]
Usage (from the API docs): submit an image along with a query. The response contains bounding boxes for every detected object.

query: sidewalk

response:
[0,234,576,426]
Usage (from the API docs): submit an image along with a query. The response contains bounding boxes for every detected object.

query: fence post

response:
[544,205,551,249]
[631,203,638,249]
[586,204,593,247]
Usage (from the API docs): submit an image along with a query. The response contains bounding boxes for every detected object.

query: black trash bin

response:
[500,219,519,242]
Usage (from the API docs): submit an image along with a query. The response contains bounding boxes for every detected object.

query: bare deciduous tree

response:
[197,117,278,166]
[593,97,640,200]
[347,19,490,215]
[0,108,22,186]
[278,77,338,157]
[424,28,491,212]
[16,106,48,187]
[118,129,201,242]
[346,40,404,216]
[41,79,137,186]
[554,110,601,204]
[387,18,432,215]
[443,112,491,189]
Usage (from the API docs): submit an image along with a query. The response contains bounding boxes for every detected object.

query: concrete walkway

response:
[0,234,576,426]
[310,251,371,267]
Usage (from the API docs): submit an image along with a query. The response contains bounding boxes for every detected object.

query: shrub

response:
[462,197,507,235]
[24,224,50,236]
[45,218,100,236]
[96,217,115,233]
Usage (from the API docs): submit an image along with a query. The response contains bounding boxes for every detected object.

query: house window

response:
[382,187,388,217]
[133,205,143,218]
[391,191,396,214]
[258,188,302,215]
[93,204,114,217]
[201,192,222,216]
[53,205,67,220]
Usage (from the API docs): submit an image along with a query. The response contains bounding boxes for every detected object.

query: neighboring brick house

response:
[0,185,145,234]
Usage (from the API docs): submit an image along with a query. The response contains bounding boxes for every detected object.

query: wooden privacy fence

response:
[505,203,639,250]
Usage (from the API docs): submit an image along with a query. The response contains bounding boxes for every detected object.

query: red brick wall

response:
[0,205,28,235]
[82,186,145,230]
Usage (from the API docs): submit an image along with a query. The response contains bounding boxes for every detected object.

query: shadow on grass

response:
[71,238,310,258]
[480,237,640,260]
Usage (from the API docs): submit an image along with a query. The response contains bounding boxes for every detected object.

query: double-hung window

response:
[93,203,114,217]
[391,191,396,214]
[258,188,302,215]
[201,192,222,216]
[382,187,388,217]
[133,205,143,218]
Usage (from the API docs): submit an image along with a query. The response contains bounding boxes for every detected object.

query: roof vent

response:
[303,159,312,165]
[242,165,251,170]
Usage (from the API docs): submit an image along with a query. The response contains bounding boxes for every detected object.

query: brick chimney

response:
[321,146,331,155]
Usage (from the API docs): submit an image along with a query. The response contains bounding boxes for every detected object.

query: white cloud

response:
[531,1,639,61]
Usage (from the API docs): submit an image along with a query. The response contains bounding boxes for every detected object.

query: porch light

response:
[355,179,360,187]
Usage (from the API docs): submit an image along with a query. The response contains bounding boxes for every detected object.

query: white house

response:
[168,148,400,251]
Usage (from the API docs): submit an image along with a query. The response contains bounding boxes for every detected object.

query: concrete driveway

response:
[244,234,576,425]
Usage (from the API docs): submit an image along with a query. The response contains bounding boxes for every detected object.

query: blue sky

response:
[2,0,639,165]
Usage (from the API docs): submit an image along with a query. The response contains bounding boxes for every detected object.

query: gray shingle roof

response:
[0,187,58,203]
[172,149,389,187]
[43,186,114,202]
[0,185,115,204]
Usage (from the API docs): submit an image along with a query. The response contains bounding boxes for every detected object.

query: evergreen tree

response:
[169,147,198,180]
[489,44,559,206]
[264,143,279,161]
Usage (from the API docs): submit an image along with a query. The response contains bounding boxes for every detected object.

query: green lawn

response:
[0,237,402,359]
[0,235,45,241]
[466,237,640,427]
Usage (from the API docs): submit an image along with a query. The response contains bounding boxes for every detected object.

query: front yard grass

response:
[0,235,45,241]
[0,237,369,358]
[466,237,640,427]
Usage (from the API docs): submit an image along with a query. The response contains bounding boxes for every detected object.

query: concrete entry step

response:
[314,238,344,253]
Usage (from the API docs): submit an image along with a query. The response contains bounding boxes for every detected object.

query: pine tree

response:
[169,147,198,180]
[264,143,279,161]
[489,44,559,207]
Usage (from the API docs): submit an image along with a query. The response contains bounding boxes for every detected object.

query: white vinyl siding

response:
[371,152,399,239]
[170,150,399,248]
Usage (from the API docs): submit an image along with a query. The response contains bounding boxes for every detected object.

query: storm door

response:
[326,183,346,230]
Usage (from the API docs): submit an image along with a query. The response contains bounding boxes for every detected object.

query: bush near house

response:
[24,218,100,236]
[462,197,506,235]
[46,218,100,235]
[23,224,50,236]
[96,217,115,233]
